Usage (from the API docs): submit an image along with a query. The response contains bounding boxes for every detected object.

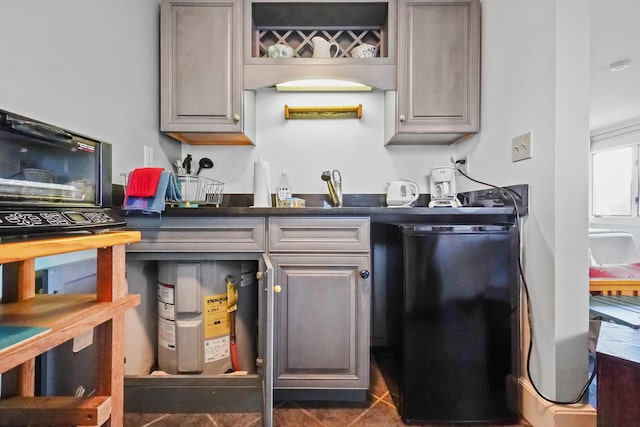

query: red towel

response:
[126,168,164,197]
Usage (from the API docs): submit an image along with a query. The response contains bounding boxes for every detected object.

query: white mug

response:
[350,43,378,58]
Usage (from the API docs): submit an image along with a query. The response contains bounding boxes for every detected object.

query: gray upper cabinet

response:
[159,0,480,145]
[160,0,255,145]
[243,0,397,90]
[385,0,481,145]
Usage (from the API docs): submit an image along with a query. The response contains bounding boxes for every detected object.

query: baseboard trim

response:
[519,378,596,427]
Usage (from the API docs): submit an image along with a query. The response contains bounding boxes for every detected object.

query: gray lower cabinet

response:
[124,217,274,426]
[268,217,371,400]
[123,215,371,419]
[160,0,255,145]
[386,0,481,145]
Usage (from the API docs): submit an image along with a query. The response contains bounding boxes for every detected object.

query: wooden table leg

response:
[2,259,36,398]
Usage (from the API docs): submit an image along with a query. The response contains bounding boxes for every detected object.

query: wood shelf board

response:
[0,294,140,374]
[0,231,141,264]
[0,395,111,426]
[166,132,255,145]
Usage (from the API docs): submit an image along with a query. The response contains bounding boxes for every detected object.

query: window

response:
[592,146,636,216]
[590,120,640,218]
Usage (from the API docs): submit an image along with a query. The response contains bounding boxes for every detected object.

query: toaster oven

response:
[0,109,125,236]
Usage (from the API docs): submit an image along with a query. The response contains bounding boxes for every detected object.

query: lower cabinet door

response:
[270,254,371,390]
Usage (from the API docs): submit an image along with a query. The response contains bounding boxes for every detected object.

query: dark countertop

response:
[133,205,519,223]
[117,184,528,225]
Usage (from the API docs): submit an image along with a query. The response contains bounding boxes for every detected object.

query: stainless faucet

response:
[321,170,342,207]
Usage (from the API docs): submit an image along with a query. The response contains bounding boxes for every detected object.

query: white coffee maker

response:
[428,167,461,208]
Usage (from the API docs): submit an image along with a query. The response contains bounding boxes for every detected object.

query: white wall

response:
[0,0,591,405]
[457,0,590,401]
[0,1,455,194]
[185,88,454,194]
[0,0,180,185]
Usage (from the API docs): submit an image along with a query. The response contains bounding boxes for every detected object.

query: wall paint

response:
[0,0,180,185]
[184,88,454,195]
[0,0,591,403]
[456,0,590,401]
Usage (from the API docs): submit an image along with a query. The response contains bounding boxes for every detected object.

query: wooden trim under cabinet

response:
[167,132,255,146]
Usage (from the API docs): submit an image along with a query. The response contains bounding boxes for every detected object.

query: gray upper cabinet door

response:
[161,0,254,145]
[389,0,480,145]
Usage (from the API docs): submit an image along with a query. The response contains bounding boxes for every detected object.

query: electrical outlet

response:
[512,132,532,162]
[455,155,470,174]
[143,145,153,167]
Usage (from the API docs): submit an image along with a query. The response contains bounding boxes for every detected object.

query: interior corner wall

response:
[553,0,590,401]
[456,0,590,402]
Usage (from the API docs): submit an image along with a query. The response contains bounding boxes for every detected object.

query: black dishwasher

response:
[375,223,520,424]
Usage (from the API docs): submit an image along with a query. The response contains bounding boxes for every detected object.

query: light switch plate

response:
[512,132,532,162]
[144,145,153,167]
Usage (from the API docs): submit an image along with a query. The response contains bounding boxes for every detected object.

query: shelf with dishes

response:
[255,28,384,59]
[247,0,392,58]
[244,0,397,90]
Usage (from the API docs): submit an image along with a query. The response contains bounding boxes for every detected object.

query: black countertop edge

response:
[120,206,525,228]
[114,184,528,221]
[121,205,521,217]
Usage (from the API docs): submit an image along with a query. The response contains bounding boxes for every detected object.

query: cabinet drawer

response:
[268,217,370,253]
[126,217,266,253]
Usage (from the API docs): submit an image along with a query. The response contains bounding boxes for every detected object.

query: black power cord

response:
[454,162,596,405]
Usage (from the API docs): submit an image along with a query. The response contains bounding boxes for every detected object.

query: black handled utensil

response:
[196,157,214,174]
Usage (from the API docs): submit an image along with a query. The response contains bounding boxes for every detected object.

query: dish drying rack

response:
[123,172,224,208]
[173,174,224,207]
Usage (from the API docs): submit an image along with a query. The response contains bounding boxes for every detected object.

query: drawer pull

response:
[360,269,370,279]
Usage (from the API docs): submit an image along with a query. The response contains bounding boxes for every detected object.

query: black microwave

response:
[0,109,125,237]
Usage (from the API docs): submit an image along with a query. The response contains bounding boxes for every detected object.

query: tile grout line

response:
[288,400,328,426]
[376,391,399,410]
[206,413,219,426]
[344,391,388,427]
[140,413,170,427]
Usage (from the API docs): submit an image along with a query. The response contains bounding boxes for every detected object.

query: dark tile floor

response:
[124,358,532,427]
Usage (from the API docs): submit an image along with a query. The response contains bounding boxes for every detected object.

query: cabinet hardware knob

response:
[233,113,241,122]
[399,114,406,122]
[274,285,282,293]
[256,271,263,280]
[360,269,370,279]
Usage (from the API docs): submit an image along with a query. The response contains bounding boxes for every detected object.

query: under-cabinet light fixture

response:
[276,79,372,92]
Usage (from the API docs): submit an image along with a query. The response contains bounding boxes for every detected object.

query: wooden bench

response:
[590,278,640,296]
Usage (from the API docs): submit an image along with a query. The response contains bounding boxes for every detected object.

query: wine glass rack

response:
[255,28,385,58]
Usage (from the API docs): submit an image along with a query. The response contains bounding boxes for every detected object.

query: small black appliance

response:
[0,109,124,237]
